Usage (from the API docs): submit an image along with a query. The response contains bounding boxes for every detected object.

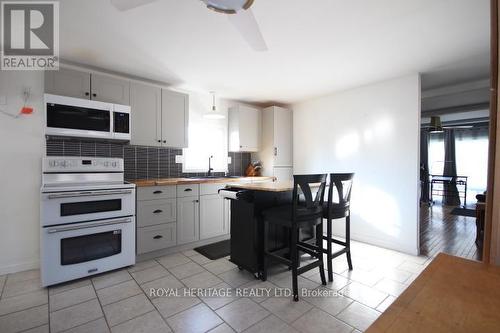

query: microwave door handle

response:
[47,189,133,199]
[46,217,133,234]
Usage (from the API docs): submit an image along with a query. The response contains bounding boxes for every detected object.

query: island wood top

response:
[226,181,294,192]
[366,253,500,333]
[132,176,275,187]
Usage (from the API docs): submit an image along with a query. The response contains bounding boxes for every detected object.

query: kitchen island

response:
[223,181,313,278]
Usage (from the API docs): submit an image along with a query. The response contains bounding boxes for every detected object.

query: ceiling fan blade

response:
[227,9,268,51]
[110,0,159,11]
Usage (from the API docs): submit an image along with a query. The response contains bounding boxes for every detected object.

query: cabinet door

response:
[200,194,227,239]
[177,196,200,245]
[161,89,189,148]
[238,105,260,151]
[130,82,162,147]
[91,73,130,105]
[273,107,293,166]
[44,68,91,99]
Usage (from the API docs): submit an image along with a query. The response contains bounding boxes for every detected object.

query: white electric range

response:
[40,156,136,287]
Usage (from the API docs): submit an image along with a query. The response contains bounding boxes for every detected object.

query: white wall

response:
[293,74,421,255]
[0,72,45,274]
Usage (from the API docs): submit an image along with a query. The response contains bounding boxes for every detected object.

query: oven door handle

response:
[46,217,133,234]
[47,189,133,200]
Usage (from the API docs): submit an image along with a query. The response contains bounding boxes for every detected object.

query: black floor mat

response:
[450,207,476,217]
[194,240,230,260]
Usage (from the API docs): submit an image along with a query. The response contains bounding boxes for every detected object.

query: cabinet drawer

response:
[137,186,176,201]
[137,199,176,227]
[137,224,176,254]
[177,184,199,198]
[200,183,228,196]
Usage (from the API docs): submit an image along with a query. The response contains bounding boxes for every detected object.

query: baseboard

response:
[136,234,230,262]
[336,232,419,256]
[0,260,40,276]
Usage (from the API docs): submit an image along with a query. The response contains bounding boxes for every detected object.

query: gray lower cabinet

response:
[137,224,176,254]
[137,185,177,254]
[137,199,176,228]
[200,194,229,239]
[177,196,200,245]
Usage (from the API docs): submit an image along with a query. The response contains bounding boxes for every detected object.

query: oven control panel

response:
[43,157,123,173]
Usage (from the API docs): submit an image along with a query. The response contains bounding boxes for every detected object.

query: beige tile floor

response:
[0,240,432,333]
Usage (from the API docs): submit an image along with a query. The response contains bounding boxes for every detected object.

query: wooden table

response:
[367,253,500,333]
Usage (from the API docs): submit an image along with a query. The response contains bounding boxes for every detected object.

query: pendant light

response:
[204,92,225,119]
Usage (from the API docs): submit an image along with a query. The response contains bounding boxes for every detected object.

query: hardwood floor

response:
[419,204,482,261]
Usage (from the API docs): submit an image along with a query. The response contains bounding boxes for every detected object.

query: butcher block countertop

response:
[366,253,500,333]
[132,176,275,187]
[226,181,294,192]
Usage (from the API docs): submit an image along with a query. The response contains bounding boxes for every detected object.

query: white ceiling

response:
[60,0,490,104]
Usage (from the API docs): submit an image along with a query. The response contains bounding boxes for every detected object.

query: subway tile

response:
[147,147,159,179]
[96,142,111,157]
[110,144,124,158]
[63,140,81,156]
[81,141,96,157]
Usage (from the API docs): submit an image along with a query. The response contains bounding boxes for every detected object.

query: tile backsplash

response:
[46,138,251,180]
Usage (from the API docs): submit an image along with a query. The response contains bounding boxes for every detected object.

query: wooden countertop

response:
[366,253,500,333]
[226,181,294,192]
[131,176,275,187]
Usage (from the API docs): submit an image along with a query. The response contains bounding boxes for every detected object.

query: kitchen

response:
[1,1,500,333]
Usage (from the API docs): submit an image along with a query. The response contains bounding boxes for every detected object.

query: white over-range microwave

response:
[45,94,131,141]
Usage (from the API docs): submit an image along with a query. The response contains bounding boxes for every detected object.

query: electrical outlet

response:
[175,155,183,163]
[0,96,6,105]
[227,156,232,164]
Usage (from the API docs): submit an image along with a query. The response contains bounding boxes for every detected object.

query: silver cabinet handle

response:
[46,217,132,234]
[47,190,132,199]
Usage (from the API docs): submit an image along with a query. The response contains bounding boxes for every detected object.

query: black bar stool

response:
[322,173,355,281]
[261,174,327,301]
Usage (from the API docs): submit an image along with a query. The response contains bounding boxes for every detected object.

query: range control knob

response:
[112,162,117,167]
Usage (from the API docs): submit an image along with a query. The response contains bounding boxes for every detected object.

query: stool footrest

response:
[322,236,348,247]
[297,261,322,275]
[265,251,292,266]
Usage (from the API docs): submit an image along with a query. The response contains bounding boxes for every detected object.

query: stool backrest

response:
[292,174,327,222]
[328,173,355,208]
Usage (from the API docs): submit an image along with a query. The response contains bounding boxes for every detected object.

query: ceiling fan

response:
[110,0,268,51]
[422,116,473,133]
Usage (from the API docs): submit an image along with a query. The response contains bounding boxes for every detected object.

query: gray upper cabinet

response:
[45,68,91,99]
[130,82,162,147]
[90,73,130,105]
[161,89,189,148]
[44,68,130,105]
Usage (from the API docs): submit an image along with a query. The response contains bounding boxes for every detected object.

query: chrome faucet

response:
[207,155,214,176]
